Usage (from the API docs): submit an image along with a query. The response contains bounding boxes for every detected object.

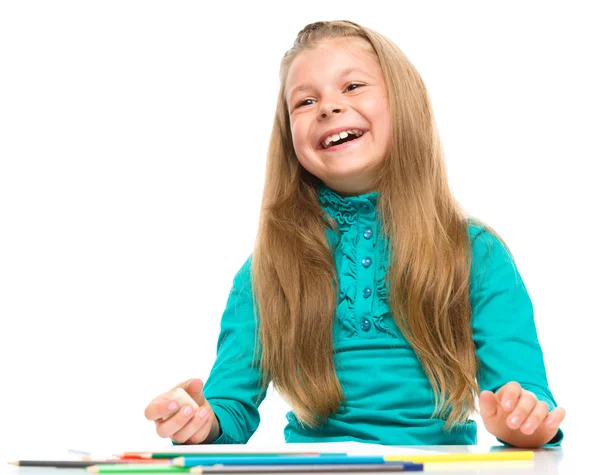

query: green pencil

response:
[87,463,423,473]
[87,465,188,473]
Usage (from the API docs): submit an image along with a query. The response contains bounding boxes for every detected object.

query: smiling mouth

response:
[320,129,365,149]
[319,131,367,151]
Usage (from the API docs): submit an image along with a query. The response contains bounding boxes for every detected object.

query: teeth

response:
[322,129,363,148]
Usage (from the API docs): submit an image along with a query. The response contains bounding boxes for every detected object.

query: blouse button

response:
[362,287,372,298]
[361,318,371,331]
[362,257,372,268]
[363,228,373,240]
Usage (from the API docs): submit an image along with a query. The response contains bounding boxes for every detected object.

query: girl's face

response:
[286,38,391,196]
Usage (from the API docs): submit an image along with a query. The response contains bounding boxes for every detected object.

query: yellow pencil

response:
[384,451,534,463]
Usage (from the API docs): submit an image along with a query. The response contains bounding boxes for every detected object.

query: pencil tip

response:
[86,466,98,473]
[8,462,18,466]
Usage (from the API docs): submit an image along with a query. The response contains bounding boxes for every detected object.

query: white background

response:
[1,0,598,460]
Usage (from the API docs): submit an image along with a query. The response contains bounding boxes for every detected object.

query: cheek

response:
[290,119,312,159]
[364,98,391,149]
[359,97,384,125]
[289,126,304,163]
[289,119,303,148]
[378,111,392,149]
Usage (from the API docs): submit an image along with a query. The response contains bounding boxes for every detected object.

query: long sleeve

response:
[469,225,563,446]
[202,256,269,444]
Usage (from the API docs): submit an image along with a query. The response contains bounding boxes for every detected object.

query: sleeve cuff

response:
[543,428,564,447]
[209,402,245,444]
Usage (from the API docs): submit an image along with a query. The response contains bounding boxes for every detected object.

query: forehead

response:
[285,38,379,93]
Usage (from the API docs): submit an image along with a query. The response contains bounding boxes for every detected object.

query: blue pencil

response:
[189,463,424,473]
[173,455,411,468]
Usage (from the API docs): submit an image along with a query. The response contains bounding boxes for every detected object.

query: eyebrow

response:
[287,67,373,103]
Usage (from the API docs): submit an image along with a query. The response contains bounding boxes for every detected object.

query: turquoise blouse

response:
[202,186,563,446]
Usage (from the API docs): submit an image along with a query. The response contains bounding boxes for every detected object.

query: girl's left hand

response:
[479,381,566,448]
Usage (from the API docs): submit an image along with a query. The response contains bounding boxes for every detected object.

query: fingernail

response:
[504,400,513,410]
[168,401,178,411]
[199,407,208,418]
[510,416,519,427]
[183,406,193,416]
[546,418,555,427]
[523,422,532,432]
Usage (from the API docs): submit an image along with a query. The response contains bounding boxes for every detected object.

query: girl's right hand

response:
[144,378,221,444]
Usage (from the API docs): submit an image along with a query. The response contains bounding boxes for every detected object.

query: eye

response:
[345,83,364,92]
[293,83,364,110]
[296,98,316,108]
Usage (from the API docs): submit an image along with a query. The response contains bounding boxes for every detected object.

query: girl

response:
[144,20,565,448]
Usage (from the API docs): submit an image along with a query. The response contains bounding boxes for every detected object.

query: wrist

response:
[495,428,560,448]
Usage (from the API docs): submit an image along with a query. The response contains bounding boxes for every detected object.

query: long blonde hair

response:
[252,20,508,430]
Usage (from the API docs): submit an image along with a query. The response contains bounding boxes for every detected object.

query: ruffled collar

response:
[318,184,379,230]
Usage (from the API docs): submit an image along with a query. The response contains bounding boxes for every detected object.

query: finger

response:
[544,407,567,431]
[478,390,499,420]
[172,378,194,392]
[188,407,215,444]
[188,419,213,444]
[520,400,549,435]
[173,407,212,444]
[506,390,537,430]
[144,397,178,422]
[182,378,207,406]
[171,408,211,444]
[496,381,522,412]
[155,405,196,439]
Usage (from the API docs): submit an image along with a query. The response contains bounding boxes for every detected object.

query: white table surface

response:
[3,444,578,474]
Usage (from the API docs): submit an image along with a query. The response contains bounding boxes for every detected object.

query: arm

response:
[469,225,564,446]
[202,255,270,444]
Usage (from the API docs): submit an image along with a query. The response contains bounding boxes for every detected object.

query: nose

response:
[318,98,345,119]
[320,107,341,118]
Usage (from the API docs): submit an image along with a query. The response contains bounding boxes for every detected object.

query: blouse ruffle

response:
[318,185,401,341]
[318,186,360,233]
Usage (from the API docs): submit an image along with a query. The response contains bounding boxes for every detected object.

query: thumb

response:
[479,390,500,421]
[178,378,206,406]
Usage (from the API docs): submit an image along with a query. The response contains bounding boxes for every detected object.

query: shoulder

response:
[232,254,253,288]
[466,219,524,298]
[466,218,517,280]
[467,218,511,261]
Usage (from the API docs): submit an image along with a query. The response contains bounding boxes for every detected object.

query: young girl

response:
[144,20,565,448]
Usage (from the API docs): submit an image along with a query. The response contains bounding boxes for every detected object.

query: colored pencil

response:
[9,460,170,468]
[120,453,344,460]
[87,463,423,473]
[173,455,397,468]
[384,451,534,463]
[87,466,189,473]
[189,463,424,473]
[118,452,338,460]
[174,451,534,467]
